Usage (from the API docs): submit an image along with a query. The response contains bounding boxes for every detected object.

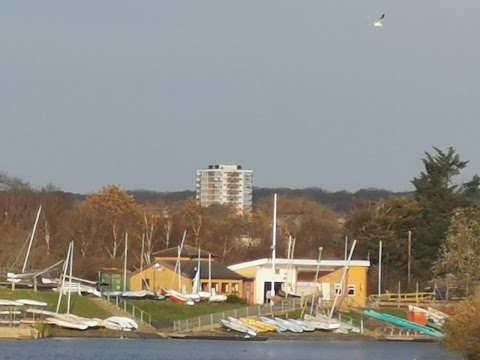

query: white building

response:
[196,164,253,213]
[229,258,370,306]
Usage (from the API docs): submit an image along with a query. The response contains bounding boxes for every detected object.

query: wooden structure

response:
[368,292,435,308]
[130,245,246,296]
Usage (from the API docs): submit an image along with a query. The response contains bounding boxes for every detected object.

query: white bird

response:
[373,13,385,27]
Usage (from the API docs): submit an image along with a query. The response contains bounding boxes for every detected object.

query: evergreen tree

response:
[412,147,480,270]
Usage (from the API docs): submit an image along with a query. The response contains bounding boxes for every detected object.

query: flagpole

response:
[270,193,277,304]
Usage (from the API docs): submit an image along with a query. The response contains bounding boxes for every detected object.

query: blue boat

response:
[363,310,444,338]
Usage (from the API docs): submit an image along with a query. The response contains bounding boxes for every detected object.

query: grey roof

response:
[153,245,218,259]
[160,259,244,280]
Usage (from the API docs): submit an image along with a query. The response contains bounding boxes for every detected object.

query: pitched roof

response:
[158,259,245,280]
[152,245,218,259]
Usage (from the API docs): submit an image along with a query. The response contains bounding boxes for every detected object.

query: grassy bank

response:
[129,300,245,322]
[0,288,111,318]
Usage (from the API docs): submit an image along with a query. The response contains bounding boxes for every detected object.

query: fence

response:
[173,298,302,332]
[105,295,152,327]
[368,292,435,303]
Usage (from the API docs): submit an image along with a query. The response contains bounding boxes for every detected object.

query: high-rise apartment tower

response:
[196,164,253,213]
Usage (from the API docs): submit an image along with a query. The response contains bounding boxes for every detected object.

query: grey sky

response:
[1,1,479,194]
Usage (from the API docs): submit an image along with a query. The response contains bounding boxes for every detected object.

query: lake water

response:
[0,338,463,360]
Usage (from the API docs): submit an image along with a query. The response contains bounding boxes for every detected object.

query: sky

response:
[1,1,480,194]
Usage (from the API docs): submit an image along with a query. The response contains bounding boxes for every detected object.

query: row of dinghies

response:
[0,298,138,332]
[219,313,361,337]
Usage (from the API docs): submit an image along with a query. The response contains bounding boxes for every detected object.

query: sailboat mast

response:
[197,247,201,293]
[140,233,147,289]
[22,205,42,273]
[56,242,72,313]
[310,246,323,315]
[208,253,212,294]
[329,240,357,317]
[123,233,128,292]
[67,241,74,314]
[171,230,186,289]
[270,193,277,303]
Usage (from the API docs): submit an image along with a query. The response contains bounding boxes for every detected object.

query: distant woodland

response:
[2,146,480,295]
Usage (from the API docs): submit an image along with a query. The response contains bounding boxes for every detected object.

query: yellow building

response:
[130,245,245,296]
[229,258,370,307]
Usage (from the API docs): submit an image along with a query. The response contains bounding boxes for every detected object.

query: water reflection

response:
[0,338,462,360]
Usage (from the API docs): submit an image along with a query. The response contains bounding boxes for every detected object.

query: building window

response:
[232,283,239,293]
[347,285,355,297]
[334,283,342,295]
[275,269,280,275]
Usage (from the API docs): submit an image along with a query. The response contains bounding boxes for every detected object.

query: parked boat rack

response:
[173,298,302,332]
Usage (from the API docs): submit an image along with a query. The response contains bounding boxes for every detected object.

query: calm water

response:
[0,338,463,360]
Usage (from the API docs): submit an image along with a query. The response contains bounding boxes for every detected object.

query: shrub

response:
[225,295,246,304]
[442,296,480,360]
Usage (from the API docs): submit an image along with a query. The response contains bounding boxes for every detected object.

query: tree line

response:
[1,146,479,296]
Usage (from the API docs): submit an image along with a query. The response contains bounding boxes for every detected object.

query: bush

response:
[442,296,480,360]
[225,294,246,304]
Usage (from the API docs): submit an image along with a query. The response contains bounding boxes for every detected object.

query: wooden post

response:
[378,241,382,296]
[446,279,449,301]
[397,281,401,309]
[34,277,38,292]
[407,230,412,286]
[416,282,419,304]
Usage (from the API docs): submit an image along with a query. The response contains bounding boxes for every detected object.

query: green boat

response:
[363,310,444,338]
[426,320,442,331]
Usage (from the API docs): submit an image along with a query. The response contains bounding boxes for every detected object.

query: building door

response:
[243,280,254,304]
[263,282,283,303]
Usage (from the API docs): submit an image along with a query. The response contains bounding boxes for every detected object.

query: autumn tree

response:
[139,203,176,264]
[181,198,204,247]
[204,208,246,263]
[442,295,480,360]
[433,208,480,296]
[82,185,142,259]
[36,189,72,257]
[253,195,343,260]
[240,209,272,260]
[64,200,105,258]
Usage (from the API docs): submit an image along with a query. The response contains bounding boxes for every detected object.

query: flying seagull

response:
[373,13,385,27]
